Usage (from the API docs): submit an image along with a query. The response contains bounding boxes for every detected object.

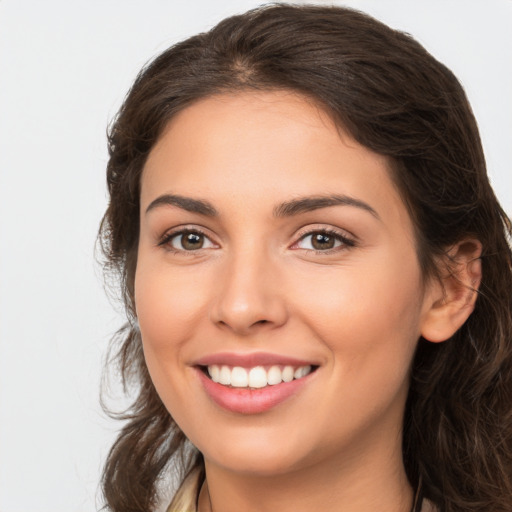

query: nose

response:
[210,249,288,335]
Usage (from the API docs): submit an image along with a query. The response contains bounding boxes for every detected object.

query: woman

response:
[99,4,512,512]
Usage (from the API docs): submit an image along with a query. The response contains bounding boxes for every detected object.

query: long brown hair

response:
[99,4,512,511]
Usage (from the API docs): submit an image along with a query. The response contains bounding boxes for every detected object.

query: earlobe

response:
[420,239,482,343]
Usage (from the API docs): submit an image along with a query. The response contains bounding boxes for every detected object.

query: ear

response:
[421,239,482,343]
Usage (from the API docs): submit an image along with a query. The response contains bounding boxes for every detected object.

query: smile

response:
[194,353,319,414]
[206,364,313,389]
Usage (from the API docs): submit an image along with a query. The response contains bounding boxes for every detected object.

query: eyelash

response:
[157,227,214,254]
[293,228,356,254]
[157,227,356,254]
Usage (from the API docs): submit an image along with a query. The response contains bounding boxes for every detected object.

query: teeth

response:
[209,365,220,383]
[267,365,282,385]
[207,364,312,388]
[248,366,267,388]
[294,366,309,379]
[231,366,248,387]
[282,366,294,382]
[294,367,304,379]
[219,365,231,385]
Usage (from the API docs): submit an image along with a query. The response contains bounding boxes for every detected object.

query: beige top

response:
[166,467,438,512]
[166,467,203,512]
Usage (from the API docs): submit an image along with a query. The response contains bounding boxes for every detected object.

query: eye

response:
[294,229,354,252]
[161,230,216,251]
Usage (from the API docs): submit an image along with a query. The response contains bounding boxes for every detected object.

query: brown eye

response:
[311,233,335,250]
[181,233,204,250]
[167,231,215,251]
[295,230,350,252]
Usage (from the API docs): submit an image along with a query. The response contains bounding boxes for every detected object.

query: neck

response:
[198,435,413,512]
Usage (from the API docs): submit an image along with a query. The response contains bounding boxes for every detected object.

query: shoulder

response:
[422,498,438,512]
[166,466,202,512]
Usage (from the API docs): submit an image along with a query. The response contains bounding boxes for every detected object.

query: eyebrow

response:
[273,194,380,219]
[145,194,218,216]
[145,193,379,220]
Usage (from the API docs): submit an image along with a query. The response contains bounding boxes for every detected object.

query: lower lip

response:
[196,368,314,414]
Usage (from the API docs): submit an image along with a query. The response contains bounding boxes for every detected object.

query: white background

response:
[0,1,511,511]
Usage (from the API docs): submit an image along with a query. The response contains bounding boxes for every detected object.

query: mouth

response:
[193,354,319,414]
[199,364,317,389]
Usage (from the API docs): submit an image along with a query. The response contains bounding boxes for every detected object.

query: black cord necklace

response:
[410,477,424,512]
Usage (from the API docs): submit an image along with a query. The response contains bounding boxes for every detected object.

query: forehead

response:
[140,90,409,230]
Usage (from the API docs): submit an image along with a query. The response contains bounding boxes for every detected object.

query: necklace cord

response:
[411,476,423,512]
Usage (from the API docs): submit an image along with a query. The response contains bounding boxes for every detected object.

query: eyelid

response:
[290,225,357,252]
[157,225,219,251]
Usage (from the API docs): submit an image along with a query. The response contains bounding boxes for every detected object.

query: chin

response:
[208,450,307,477]
[195,426,317,477]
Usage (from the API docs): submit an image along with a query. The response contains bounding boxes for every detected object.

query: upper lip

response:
[194,352,318,368]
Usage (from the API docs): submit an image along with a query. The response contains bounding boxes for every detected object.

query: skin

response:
[135,91,479,512]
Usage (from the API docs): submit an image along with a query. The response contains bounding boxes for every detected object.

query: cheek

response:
[133,260,210,415]
[291,253,424,377]
[134,262,209,352]
[133,261,211,423]
[288,260,423,446]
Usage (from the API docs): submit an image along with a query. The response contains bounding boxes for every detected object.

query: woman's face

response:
[135,91,437,476]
